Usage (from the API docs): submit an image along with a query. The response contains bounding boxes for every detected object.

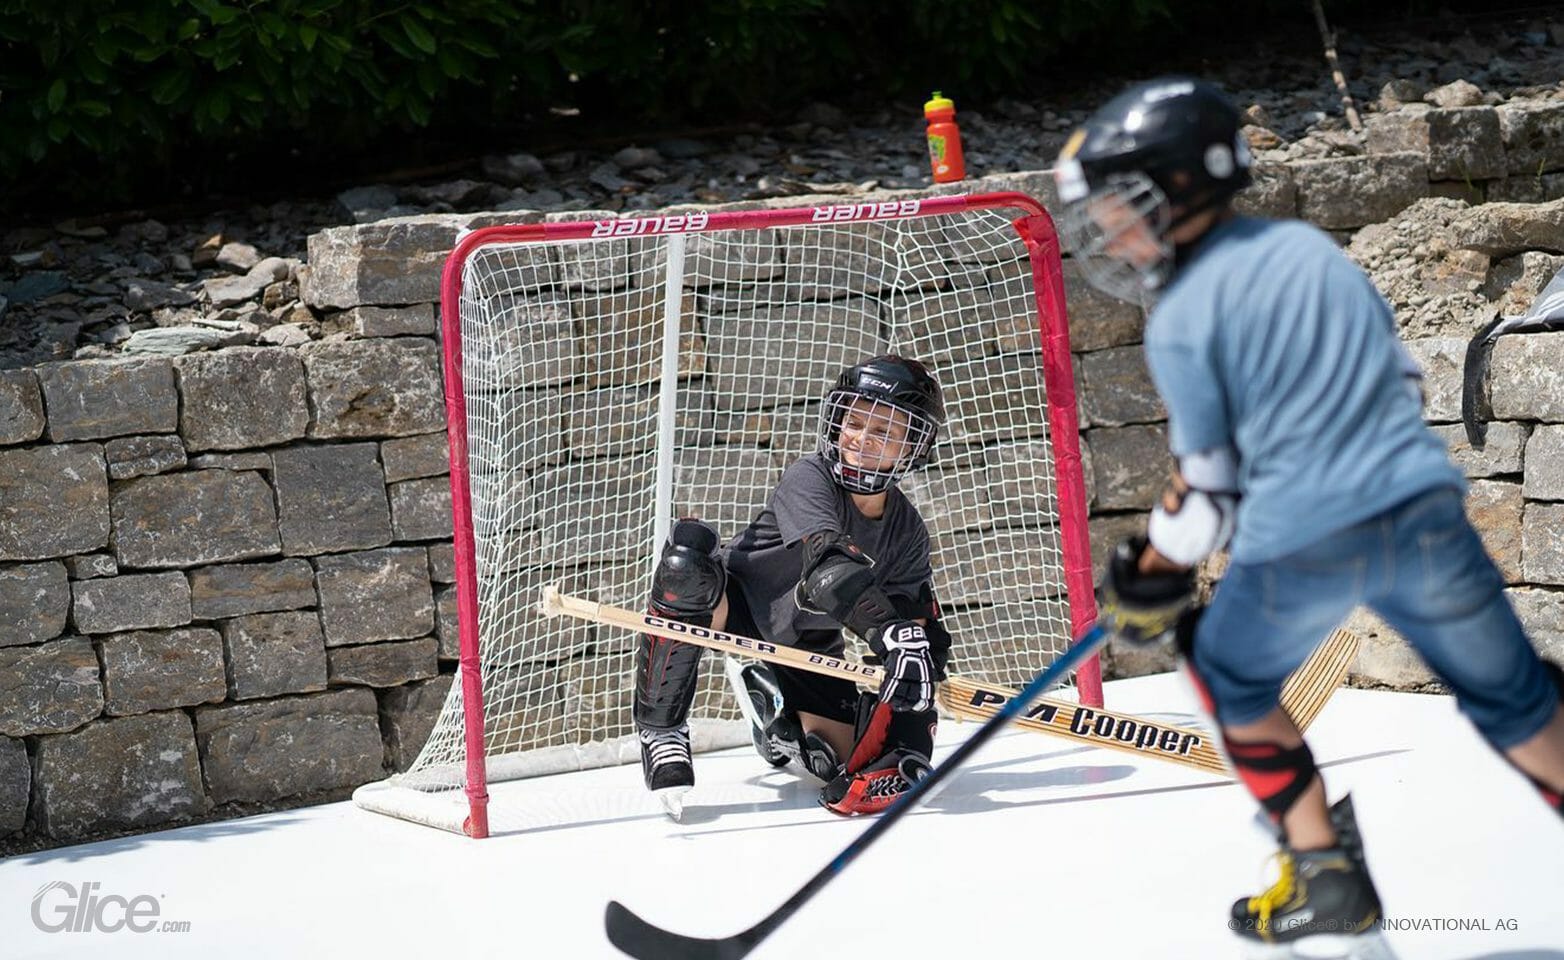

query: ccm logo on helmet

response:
[859,376,895,392]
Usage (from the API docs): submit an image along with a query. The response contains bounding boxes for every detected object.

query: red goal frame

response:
[438,192,1101,838]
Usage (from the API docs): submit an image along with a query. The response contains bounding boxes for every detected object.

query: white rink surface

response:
[3,672,1562,960]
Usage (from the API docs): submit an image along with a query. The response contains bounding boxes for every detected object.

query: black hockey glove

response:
[1096,534,1195,647]
[873,621,935,713]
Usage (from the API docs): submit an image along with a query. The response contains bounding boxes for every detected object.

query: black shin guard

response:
[634,519,725,730]
[635,637,703,730]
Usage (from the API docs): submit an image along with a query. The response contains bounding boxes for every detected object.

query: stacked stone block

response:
[0,340,455,842]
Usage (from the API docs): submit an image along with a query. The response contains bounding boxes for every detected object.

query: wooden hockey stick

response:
[1277,626,1360,731]
[938,626,1359,775]
[540,588,1356,778]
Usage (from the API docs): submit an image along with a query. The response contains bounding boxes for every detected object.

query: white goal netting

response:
[354,195,1096,835]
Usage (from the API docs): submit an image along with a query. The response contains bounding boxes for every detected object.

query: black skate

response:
[723,657,842,782]
[1231,797,1396,959]
[724,658,793,768]
[638,724,693,820]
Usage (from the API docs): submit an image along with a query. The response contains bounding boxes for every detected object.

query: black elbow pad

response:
[795,530,897,642]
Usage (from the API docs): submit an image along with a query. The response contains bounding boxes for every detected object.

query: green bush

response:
[0,0,1487,214]
[0,1,548,187]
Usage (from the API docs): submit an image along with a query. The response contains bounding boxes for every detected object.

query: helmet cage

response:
[817,390,939,494]
[1057,170,1174,304]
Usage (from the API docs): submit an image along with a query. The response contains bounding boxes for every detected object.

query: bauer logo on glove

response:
[874,620,936,713]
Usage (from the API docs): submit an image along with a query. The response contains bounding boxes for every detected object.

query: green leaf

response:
[73,120,106,151]
[405,95,432,126]
[416,60,440,98]
[178,18,202,40]
[450,36,496,58]
[90,34,118,65]
[149,68,192,105]
[46,78,67,112]
[436,45,464,78]
[375,23,418,59]
[230,79,266,102]
[76,99,111,118]
[47,116,70,142]
[76,50,110,84]
[237,101,265,128]
[299,24,318,50]
[401,16,437,55]
[252,57,280,85]
[257,12,287,39]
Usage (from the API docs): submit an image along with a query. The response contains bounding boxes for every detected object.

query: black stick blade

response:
[604,900,761,960]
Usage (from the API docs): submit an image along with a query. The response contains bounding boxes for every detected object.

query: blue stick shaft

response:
[762,624,1108,939]
[604,625,1111,960]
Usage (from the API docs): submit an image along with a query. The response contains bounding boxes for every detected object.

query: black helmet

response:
[817,355,944,494]
[1054,76,1252,301]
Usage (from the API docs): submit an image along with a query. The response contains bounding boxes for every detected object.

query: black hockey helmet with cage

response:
[818,355,944,494]
[1054,76,1252,302]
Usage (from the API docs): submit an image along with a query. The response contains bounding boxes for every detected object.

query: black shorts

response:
[724,580,859,726]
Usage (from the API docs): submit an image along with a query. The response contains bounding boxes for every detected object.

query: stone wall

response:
[3,107,1564,846]
[0,339,456,844]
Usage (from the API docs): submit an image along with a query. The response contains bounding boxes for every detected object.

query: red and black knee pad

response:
[1224,736,1318,827]
[1173,606,1322,827]
[648,518,727,624]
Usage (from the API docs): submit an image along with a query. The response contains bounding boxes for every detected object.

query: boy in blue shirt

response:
[1056,77,1564,958]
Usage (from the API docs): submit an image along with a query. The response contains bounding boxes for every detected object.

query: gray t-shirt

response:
[725,454,933,646]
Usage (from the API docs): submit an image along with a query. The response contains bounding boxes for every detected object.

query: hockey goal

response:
[353,192,1101,837]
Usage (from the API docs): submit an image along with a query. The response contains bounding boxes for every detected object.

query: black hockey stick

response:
[604,623,1109,960]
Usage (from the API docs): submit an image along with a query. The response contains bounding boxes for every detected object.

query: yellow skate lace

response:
[1246,851,1297,933]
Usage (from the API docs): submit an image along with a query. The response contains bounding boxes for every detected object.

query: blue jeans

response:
[1194,486,1558,748]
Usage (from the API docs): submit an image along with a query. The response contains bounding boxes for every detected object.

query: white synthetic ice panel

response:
[2,673,1560,959]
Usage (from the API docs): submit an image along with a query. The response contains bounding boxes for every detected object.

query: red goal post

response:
[357,191,1101,838]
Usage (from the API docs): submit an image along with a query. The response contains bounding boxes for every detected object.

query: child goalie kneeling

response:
[631,355,952,818]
